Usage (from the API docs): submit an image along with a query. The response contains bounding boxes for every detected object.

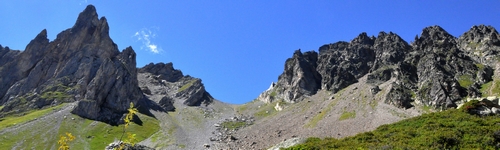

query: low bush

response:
[285,109,500,149]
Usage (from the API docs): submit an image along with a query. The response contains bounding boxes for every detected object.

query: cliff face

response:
[0,5,143,123]
[0,5,218,124]
[259,50,321,103]
[259,25,500,110]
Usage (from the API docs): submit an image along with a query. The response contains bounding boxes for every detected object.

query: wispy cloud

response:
[79,0,88,5]
[133,27,162,54]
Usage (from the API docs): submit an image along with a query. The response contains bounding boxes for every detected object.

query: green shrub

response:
[459,100,480,113]
[285,109,500,149]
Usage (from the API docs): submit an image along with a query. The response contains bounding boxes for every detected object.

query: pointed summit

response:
[27,29,49,48]
[351,32,374,45]
[419,25,454,41]
[70,4,110,38]
[73,5,99,30]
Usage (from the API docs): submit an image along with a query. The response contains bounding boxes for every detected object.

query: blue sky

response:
[1,1,499,104]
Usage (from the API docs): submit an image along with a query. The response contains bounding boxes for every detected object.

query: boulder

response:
[158,96,175,111]
[105,142,155,150]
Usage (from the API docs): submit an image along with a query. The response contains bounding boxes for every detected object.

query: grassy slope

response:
[61,114,159,150]
[0,104,160,150]
[285,108,500,149]
[0,103,66,130]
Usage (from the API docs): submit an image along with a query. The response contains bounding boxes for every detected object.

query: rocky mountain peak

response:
[24,29,49,54]
[371,31,410,69]
[420,25,453,40]
[34,29,48,42]
[468,25,499,41]
[318,41,349,54]
[415,25,456,48]
[457,25,500,66]
[0,5,142,124]
[72,5,101,32]
[139,62,184,82]
[351,32,375,46]
[0,5,220,124]
[258,49,321,103]
[460,25,500,46]
[259,25,499,110]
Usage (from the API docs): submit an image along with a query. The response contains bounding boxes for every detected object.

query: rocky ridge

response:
[137,62,214,111]
[2,4,500,150]
[259,25,500,110]
[0,5,213,124]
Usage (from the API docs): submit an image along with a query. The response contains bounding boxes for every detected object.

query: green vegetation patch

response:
[475,63,485,70]
[41,91,70,100]
[254,102,278,119]
[481,80,500,97]
[285,109,500,149]
[236,104,249,113]
[468,41,481,49]
[178,144,186,148]
[178,79,197,92]
[339,111,356,121]
[221,121,247,130]
[0,112,160,150]
[270,90,277,98]
[0,103,66,130]
[305,98,339,128]
[458,74,474,88]
[61,113,159,150]
[421,105,434,113]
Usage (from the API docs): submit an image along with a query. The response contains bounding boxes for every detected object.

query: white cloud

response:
[79,0,88,5]
[133,27,162,54]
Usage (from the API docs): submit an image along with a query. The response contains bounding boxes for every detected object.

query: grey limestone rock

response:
[458,25,500,66]
[258,49,321,103]
[0,5,144,123]
[259,25,498,110]
[317,33,376,93]
[138,62,214,107]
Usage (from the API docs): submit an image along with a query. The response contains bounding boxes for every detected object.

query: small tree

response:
[58,132,75,150]
[117,102,139,150]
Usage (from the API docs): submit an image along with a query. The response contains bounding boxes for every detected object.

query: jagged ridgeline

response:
[259,25,500,110]
[0,5,213,124]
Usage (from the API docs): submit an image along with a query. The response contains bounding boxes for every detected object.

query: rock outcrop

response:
[0,45,21,66]
[318,33,376,93]
[0,5,144,123]
[258,50,321,103]
[138,62,213,107]
[259,25,499,110]
[458,25,500,66]
[0,5,217,123]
